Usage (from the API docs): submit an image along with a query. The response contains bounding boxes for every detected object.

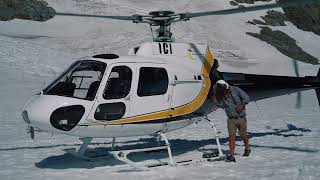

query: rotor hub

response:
[149,11,175,17]
[144,11,177,42]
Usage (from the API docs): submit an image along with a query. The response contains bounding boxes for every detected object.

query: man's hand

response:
[236,102,245,113]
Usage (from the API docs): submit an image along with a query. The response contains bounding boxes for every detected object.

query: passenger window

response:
[103,66,132,99]
[94,103,126,121]
[137,67,169,97]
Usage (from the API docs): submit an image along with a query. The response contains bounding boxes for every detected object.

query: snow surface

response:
[0,0,319,180]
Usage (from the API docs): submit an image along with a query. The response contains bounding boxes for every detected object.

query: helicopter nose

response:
[22,96,53,131]
[22,95,86,133]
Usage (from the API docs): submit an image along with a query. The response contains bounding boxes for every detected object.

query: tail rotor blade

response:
[293,60,299,77]
[28,126,35,140]
[316,89,320,106]
[292,60,302,108]
[295,92,302,109]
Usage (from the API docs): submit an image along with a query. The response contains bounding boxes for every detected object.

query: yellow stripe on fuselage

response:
[95,47,215,125]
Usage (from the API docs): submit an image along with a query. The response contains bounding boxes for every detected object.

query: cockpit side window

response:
[44,61,106,101]
[103,66,132,100]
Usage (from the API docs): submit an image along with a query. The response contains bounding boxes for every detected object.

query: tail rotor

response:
[293,60,302,108]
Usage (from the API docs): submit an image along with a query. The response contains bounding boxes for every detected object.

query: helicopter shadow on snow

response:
[35,123,317,169]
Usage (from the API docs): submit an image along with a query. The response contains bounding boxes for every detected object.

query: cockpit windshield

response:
[43,60,107,101]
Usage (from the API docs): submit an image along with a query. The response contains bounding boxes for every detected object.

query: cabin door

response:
[129,64,171,122]
[87,63,134,122]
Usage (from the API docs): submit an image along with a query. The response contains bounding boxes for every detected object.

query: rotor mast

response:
[154,20,172,42]
[147,11,175,42]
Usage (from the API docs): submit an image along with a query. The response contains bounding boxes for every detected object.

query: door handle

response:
[167,94,171,102]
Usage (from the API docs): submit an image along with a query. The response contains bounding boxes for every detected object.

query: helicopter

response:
[18,0,320,168]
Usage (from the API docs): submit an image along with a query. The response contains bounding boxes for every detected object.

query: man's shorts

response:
[227,117,247,136]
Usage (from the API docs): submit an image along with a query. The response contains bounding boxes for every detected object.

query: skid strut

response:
[159,132,175,166]
[203,116,224,157]
[111,137,116,151]
[63,137,93,160]
[112,132,175,170]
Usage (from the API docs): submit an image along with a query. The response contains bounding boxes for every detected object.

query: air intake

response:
[93,54,119,59]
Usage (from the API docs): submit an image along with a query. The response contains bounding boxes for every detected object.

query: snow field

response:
[0,0,319,179]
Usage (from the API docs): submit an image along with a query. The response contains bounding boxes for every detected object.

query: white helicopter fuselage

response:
[23,42,219,138]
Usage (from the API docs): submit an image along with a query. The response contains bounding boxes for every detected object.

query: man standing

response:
[212,80,251,162]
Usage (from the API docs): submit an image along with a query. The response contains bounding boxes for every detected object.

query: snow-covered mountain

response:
[0,0,319,180]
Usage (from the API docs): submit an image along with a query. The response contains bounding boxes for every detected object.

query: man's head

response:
[216,80,229,90]
[215,80,230,101]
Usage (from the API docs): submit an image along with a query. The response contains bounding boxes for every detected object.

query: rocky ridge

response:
[0,0,55,21]
[230,0,320,64]
[247,27,319,65]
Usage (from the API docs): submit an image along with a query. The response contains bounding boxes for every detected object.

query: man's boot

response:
[226,155,236,162]
[243,148,251,156]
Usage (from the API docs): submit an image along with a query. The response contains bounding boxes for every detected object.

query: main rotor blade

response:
[54,12,140,21]
[0,8,142,21]
[181,0,320,18]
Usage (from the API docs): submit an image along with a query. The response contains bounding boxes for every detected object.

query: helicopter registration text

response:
[158,43,173,54]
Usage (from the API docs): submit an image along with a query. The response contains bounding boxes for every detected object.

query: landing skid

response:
[147,156,226,168]
[64,117,224,170]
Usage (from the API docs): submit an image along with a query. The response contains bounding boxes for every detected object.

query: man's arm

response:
[234,86,250,113]
[235,86,250,104]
